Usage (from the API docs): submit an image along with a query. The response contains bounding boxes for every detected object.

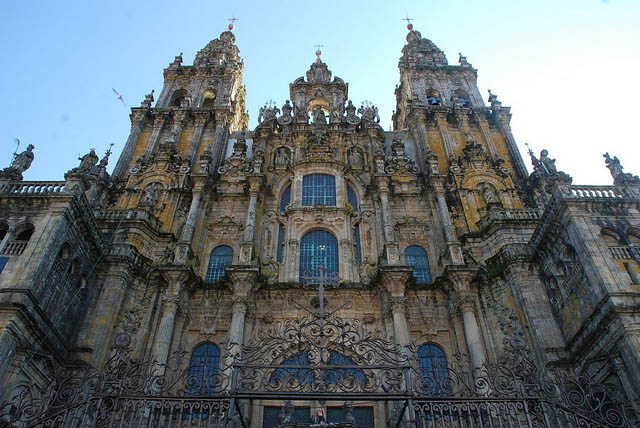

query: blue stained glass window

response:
[299,230,338,281]
[418,344,451,396]
[280,185,291,213]
[302,174,336,206]
[354,225,362,265]
[277,224,285,263]
[270,351,314,386]
[327,407,374,428]
[187,343,220,395]
[405,245,432,284]
[205,245,233,282]
[347,185,358,211]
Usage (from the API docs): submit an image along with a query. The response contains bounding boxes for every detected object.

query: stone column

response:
[432,180,464,265]
[446,267,486,371]
[376,177,399,264]
[174,180,205,265]
[475,116,498,157]
[187,112,210,166]
[152,269,190,366]
[239,177,262,264]
[224,268,258,374]
[113,110,147,180]
[380,267,413,348]
[143,111,169,161]
[168,109,189,147]
[210,112,230,173]
[434,110,454,159]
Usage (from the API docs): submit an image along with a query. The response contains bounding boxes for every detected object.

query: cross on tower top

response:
[403,16,414,31]
[314,44,324,60]
[228,17,239,31]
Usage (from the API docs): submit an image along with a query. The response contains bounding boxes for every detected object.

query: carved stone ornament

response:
[344,100,360,125]
[1,144,35,180]
[277,100,293,125]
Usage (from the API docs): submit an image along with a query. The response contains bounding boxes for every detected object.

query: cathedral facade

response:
[1,26,640,427]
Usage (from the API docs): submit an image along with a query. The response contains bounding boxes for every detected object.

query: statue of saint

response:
[11,144,35,173]
[349,148,363,167]
[604,152,624,178]
[312,107,326,124]
[78,148,99,171]
[539,149,557,175]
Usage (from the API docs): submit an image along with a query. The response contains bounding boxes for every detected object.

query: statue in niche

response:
[348,148,363,168]
[481,183,500,206]
[10,144,35,174]
[312,106,327,124]
[79,148,99,171]
[141,183,159,207]
[275,147,290,167]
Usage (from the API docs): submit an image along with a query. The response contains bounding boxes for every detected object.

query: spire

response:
[399,28,448,69]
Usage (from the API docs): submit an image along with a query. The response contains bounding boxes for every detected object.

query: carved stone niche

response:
[347,147,365,170]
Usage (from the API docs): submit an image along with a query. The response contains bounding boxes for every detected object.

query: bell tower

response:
[112,28,248,181]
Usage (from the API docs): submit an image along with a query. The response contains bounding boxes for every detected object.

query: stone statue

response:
[481,183,500,206]
[257,106,265,123]
[78,148,99,171]
[11,144,35,174]
[348,148,363,167]
[312,106,327,124]
[141,183,158,207]
[539,149,557,175]
[604,152,624,178]
[604,152,640,185]
[281,100,292,117]
[275,147,289,167]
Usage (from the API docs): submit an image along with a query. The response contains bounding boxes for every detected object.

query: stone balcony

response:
[0,240,28,256]
[0,181,67,195]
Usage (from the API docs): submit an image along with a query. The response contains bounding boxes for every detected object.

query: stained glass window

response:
[354,224,362,265]
[269,351,364,387]
[280,185,291,213]
[187,343,220,395]
[405,245,431,284]
[302,174,336,206]
[418,344,451,396]
[277,224,285,263]
[205,245,233,282]
[299,230,338,281]
[347,185,358,211]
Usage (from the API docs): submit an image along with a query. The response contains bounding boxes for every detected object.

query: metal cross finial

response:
[228,17,239,24]
[315,44,324,51]
[403,16,413,25]
[266,100,277,108]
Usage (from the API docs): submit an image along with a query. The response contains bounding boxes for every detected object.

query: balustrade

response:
[610,246,633,260]
[1,240,28,256]
[0,181,66,194]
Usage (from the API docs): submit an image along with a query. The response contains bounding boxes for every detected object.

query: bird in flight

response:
[112,88,126,107]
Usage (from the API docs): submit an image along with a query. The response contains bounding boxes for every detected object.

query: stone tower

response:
[1,26,640,428]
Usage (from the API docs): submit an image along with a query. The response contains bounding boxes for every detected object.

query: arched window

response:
[418,344,451,396]
[187,343,220,395]
[454,89,471,107]
[280,184,291,213]
[277,224,285,263]
[354,224,362,265]
[15,224,34,241]
[426,89,441,106]
[170,89,188,107]
[405,246,431,284]
[302,174,336,207]
[299,230,338,281]
[206,246,233,282]
[347,185,358,212]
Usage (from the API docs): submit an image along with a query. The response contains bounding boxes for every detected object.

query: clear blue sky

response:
[1,0,639,185]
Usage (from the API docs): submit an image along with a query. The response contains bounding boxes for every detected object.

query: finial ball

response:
[407,23,413,31]
[316,49,322,57]
[228,23,234,31]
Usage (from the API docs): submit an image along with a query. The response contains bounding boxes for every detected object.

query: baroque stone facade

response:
[1,26,640,427]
